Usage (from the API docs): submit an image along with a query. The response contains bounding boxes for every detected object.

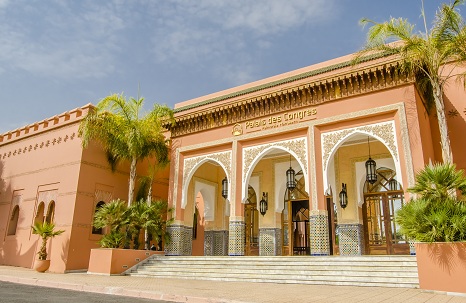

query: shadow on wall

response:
[443,94,466,168]
[0,159,36,267]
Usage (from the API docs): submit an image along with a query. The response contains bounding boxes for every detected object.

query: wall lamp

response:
[222,177,228,199]
[259,192,268,216]
[339,183,348,209]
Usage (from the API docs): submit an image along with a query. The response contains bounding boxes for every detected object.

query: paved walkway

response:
[0,266,465,303]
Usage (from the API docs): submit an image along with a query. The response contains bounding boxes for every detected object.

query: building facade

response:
[166,52,466,257]
[0,105,169,272]
[1,51,465,272]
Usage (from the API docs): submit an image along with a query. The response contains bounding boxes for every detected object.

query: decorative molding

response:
[242,138,308,182]
[322,121,398,170]
[1,131,78,160]
[94,189,112,203]
[0,105,89,145]
[38,190,58,203]
[181,151,232,208]
[242,138,308,204]
[171,61,411,136]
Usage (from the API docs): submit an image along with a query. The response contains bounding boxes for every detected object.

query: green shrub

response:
[395,163,466,243]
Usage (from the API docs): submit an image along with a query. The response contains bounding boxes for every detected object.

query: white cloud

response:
[148,0,336,80]
[0,0,129,79]
[0,0,337,84]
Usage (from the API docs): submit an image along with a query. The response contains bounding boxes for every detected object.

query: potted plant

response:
[88,198,172,275]
[31,221,65,272]
[396,163,466,293]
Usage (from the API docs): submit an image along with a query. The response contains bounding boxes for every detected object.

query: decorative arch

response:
[7,205,19,236]
[35,202,45,225]
[242,138,308,203]
[182,151,231,209]
[45,201,55,223]
[321,121,403,194]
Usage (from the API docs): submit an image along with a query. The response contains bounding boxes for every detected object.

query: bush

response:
[395,163,466,243]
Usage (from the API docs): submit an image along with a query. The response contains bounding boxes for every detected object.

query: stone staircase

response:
[127,255,419,288]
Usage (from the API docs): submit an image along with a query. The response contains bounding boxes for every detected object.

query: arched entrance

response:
[181,158,230,256]
[362,167,409,255]
[282,174,310,255]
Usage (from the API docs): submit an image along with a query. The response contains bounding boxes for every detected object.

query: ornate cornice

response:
[1,131,78,160]
[174,52,394,113]
[171,57,412,137]
[0,104,92,146]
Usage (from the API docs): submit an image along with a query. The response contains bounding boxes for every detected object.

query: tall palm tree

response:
[355,0,466,164]
[79,94,174,205]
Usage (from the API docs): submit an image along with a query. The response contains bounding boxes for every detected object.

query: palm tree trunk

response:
[144,181,152,250]
[432,83,453,164]
[128,157,137,206]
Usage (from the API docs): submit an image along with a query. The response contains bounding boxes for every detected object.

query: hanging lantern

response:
[259,192,268,216]
[286,167,296,190]
[222,177,228,199]
[339,183,348,209]
[365,137,377,184]
[286,155,296,190]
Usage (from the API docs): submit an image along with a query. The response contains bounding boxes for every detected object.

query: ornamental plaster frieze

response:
[321,121,398,171]
[95,189,113,203]
[307,102,414,208]
[1,132,77,160]
[38,190,58,203]
[180,151,232,210]
[242,138,308,183]
[182,151,232,192]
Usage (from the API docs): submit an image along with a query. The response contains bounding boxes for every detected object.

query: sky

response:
[0,0,465,133]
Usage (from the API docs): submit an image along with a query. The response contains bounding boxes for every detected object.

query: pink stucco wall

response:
[0,104,170,273]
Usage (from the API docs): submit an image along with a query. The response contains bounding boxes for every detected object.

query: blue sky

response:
[0,0,464,133]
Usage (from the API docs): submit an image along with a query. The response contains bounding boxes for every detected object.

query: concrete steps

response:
[127,255,419,288]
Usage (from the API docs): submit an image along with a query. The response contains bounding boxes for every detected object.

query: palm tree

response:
[355,0,466,163]
[32,222,65,260]
[396,162,466,242]
[409,162,466,200]
[79,94,174,205]
[127,200,150,250]
[144,199,174,250]
[93,199,128,233]
[92,199,129,248]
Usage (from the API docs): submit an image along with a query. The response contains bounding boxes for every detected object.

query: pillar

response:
[309,210,330,256]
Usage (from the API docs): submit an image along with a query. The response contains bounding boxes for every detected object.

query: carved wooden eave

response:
[170,55,414,137]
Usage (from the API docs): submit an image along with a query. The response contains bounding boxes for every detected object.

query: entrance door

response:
[362,167,409,255]
[245,186,259,256]
[290,199,310,255]
[363,192,409,255]
[282,174,310,255]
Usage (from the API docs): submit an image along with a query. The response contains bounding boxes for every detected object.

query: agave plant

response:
[396,163,466,242]
[31,222,65,260]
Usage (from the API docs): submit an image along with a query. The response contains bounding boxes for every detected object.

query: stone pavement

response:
[0,266,465,303]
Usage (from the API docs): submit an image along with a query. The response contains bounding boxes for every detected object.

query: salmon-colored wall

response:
[87,248,163,275]
[0,109,86,273]
[0,105,170,273]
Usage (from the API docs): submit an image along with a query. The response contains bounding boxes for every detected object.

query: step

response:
[127,255,419,288]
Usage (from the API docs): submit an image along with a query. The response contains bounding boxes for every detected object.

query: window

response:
[7,206,19,236]
[92,201,106,235]
[35,202,45,225]
[45,201,55,223]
